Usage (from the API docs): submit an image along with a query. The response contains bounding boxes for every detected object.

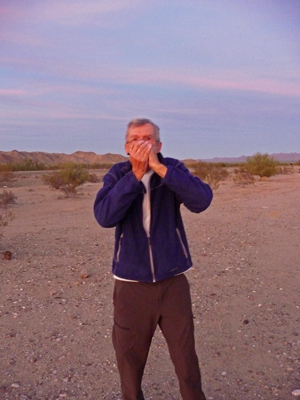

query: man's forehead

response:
[127,123,156,137]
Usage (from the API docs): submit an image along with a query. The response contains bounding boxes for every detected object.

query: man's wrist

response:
[132,170,144,181]
[152,163,167,178]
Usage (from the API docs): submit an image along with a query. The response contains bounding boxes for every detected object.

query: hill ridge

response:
[0,150,128,165]
[0,150,299,165]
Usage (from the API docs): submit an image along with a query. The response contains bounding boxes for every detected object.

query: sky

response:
[1,0,300,160]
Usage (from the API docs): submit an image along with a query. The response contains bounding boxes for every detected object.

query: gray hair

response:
[125,118,160,142]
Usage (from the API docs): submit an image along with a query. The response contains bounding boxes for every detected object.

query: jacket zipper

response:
[147,235,156,282]
[176,228,188,258]
[115,233,123,262]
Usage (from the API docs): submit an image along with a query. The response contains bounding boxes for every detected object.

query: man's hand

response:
[149,146,167,178]
[129,140,167,180]
[129,140,152,181]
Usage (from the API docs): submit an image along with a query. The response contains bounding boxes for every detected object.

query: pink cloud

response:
[0,0,151,26]
[0,89,26,96]
[121,67,300,98]
[2,55,300,101]
[82,65,300,98]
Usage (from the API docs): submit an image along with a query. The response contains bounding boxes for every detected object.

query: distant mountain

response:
[0,150,128,165]
[199,153,300,164]
[0,150,299,166]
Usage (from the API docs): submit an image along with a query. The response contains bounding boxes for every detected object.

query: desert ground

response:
[0,168,300,400]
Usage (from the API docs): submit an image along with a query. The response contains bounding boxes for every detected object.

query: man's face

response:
[125,123,162,155]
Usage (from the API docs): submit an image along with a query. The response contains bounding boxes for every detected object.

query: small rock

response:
[3,251,12,260]
[11,383,19,388]
[292,389,300,397]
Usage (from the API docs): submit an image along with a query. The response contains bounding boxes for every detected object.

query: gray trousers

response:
[112,274,207,400]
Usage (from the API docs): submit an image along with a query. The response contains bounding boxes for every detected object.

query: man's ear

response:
[156,142,162,153]
[125,143,130,155]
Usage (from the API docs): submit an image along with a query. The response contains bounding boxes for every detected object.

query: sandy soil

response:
[0,169,300,400]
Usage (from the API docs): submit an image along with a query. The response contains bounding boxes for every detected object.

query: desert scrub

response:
[277,165,294,174]
[42,163,89,197]
[233,169,255,186]
[8,159,46,171]
[0,164,15,184]
[87,172,100,183]
[0,189,17,206]
[0,191,15,237]
[244,152,278,178]
[192,161,229,190]
[0,209,14,231]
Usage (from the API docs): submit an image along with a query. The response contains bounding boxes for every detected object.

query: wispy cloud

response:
[104,66,300,97]
[2,51,299,99]
[1,0,154,26]
[0,88,27,96]
[39,0,144,22]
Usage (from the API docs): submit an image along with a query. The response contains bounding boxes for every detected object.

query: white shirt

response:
[141,170,154,236]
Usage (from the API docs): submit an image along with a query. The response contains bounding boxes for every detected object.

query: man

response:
[94,118,213,400]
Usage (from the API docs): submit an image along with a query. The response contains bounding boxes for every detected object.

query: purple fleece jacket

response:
[94,154,213,283]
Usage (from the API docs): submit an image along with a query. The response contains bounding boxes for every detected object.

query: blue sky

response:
[1,0,299,159]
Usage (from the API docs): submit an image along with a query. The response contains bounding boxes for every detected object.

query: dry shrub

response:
[0,190,17,206]
[42,163,89,197]
[0,209,14,229]
[193,162,229,190]
[0,192,15,237]
[42,173,64,189]
[60,185,77,197]
[277,166,294,175]
[233,169,255,186]
[87,173,100,183]
[0,165,15,184]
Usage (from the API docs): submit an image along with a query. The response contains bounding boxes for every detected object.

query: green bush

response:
[192,162,229,190]
[89,163,112,170]
[42,163,89,197]
[244,153,278,178]
[8,159,46,171]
